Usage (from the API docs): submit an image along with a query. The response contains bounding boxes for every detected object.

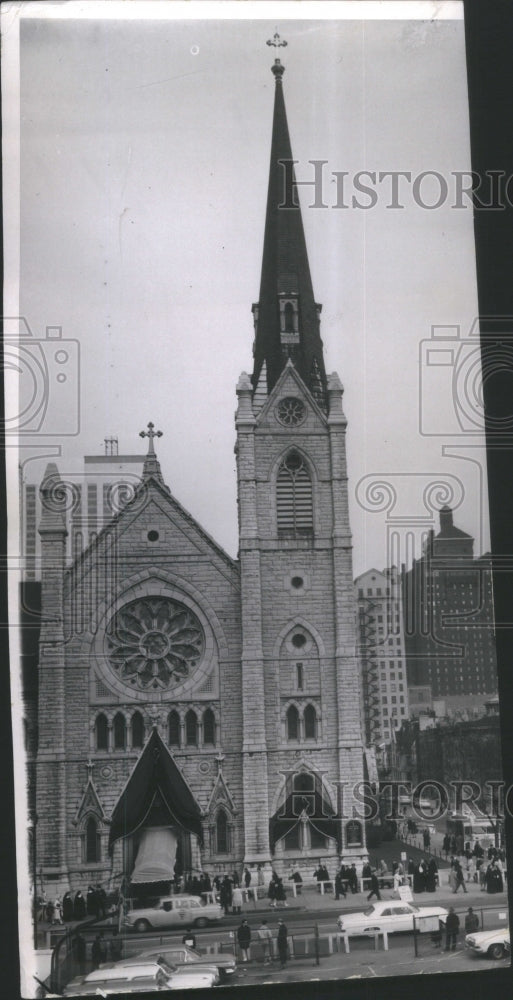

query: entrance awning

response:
[131,827,178,883]
[108,729,203,854]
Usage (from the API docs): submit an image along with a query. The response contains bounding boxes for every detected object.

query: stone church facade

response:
[33,52,367,898]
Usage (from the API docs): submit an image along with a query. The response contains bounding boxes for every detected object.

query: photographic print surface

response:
[3,2,509,996]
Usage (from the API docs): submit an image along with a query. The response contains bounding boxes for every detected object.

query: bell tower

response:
[236,40,366,874]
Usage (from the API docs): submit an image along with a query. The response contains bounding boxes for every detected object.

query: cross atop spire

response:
[139,421,163,456]
[267,31,287,79]
[139,422,168,490]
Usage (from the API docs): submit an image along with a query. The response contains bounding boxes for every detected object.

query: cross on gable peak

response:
[139,422,163,456]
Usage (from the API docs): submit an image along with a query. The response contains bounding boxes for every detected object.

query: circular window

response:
[147,530,159,542]
[105,596,205,691]
[292,633,307,649]
[291,576,304,590]
[277,397,306,426]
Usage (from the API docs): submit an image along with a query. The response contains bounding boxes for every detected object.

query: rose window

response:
[105,597,204,691]
[276,397,306,426]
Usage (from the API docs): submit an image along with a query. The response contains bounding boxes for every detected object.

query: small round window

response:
[291,576,304,590]
[277,397,306,427]
[147,530,159,542]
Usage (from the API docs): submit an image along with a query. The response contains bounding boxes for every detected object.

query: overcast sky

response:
[15,7,489,576]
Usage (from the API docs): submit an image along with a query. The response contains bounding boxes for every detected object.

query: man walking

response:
[367,870,381,902]
[445,907,460,951]
[237,919,251,963]
[464,907,479,934]
[277,919,288,970]
[258,919,273,965]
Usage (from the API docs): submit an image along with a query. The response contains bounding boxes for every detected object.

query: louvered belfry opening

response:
[277,451,313,537]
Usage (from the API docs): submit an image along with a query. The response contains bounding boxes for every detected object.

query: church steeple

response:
[252,40,328,410]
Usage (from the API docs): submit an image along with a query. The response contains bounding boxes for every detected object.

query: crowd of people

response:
[37,885,109,924]
[443,841,506,894]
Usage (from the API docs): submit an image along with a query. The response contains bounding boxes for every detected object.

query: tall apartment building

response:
[401,506,498,698]
[20,441,144,579]
[355,567,409,749]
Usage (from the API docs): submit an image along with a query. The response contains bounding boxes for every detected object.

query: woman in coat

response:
[73,891,86,920]
[62,891,74,921]
[426,858,438,892]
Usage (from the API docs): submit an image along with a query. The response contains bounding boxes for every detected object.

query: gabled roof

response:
[108,729,203,853]
[255,358,328,427]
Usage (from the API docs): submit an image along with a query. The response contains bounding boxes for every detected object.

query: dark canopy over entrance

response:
[108,729,203,855]
[269,771,340,851]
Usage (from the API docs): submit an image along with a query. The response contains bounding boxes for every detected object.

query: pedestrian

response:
[288,869,303,895]
[335,868,347,900]
[275,877,288,908]
[91,932,107,969]
[86,885,97,917]
[277,919,288,969]
[232,885,243,914]
[258,919,273,965]
[62,891,74,922]
[45,900,54,924]
[464,907,479,934]
[367,870,381,902]
[182,927,197,949]
[426,858,438,892]
[442,834,450,858]
[243,867,252,889]
[348,864,358,894]
[257,865,265,887]
[237,918,251,963]
[444,907,460,951]
[220,875,233,915]
[52,899,63,925]
[268,878,277,908]
[454,861,467,894]
[73,890,86,921]
[96,885,107,919]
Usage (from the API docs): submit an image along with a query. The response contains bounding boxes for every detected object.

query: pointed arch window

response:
[113,712,126,750]
[203,709,216,746]
[95,713,109,751]
[131,711,144,749]
[215,809,230,854]
[286,705,300,741]
[185,710,198,747]
[85,816,101,863]
[304,704,317,740]
[277,452,313,537]
[168,710,181,747]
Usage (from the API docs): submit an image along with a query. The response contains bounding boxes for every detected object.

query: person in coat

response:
[464,907,479,934]
[454,861,467,894]
[277,919,288,969]
[367,870,381,901]
[73,890,86,920]
[257,920,273,965]
[220,875,233,914]
[444,907,460,951]
[243,867,252,889]
[335,868,347,900]
[426,858,438,892]
[232,885,243,914]
[62,891,74,922]
[52,899,63,925]
[267,878,277,908]
[86,886,97,917]
[237,919,251,962]
[348,864,358,894]
[275,877,288,908]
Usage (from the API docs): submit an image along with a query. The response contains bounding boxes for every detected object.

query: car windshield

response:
[362,907,375,915]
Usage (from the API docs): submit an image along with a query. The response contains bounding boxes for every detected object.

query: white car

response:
[127,944,236,980]
[337,901,448,936]
[465,927,510,960]
[63,960,217,995]
[123,893,224,932]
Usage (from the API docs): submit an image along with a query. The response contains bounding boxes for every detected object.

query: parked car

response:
[63,960,217,995]
[127,944,236,980]
[465,926,510,960]
[337,901,448,936]
[123,894,224,932]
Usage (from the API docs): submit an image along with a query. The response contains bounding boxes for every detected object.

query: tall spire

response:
[252,39,328,410]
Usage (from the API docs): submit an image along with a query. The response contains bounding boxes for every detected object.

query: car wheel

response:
[488,943,505,960]
[133,918,151,933]
[194,917,209,929]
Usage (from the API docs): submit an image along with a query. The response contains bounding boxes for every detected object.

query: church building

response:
[33,47,367,898]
